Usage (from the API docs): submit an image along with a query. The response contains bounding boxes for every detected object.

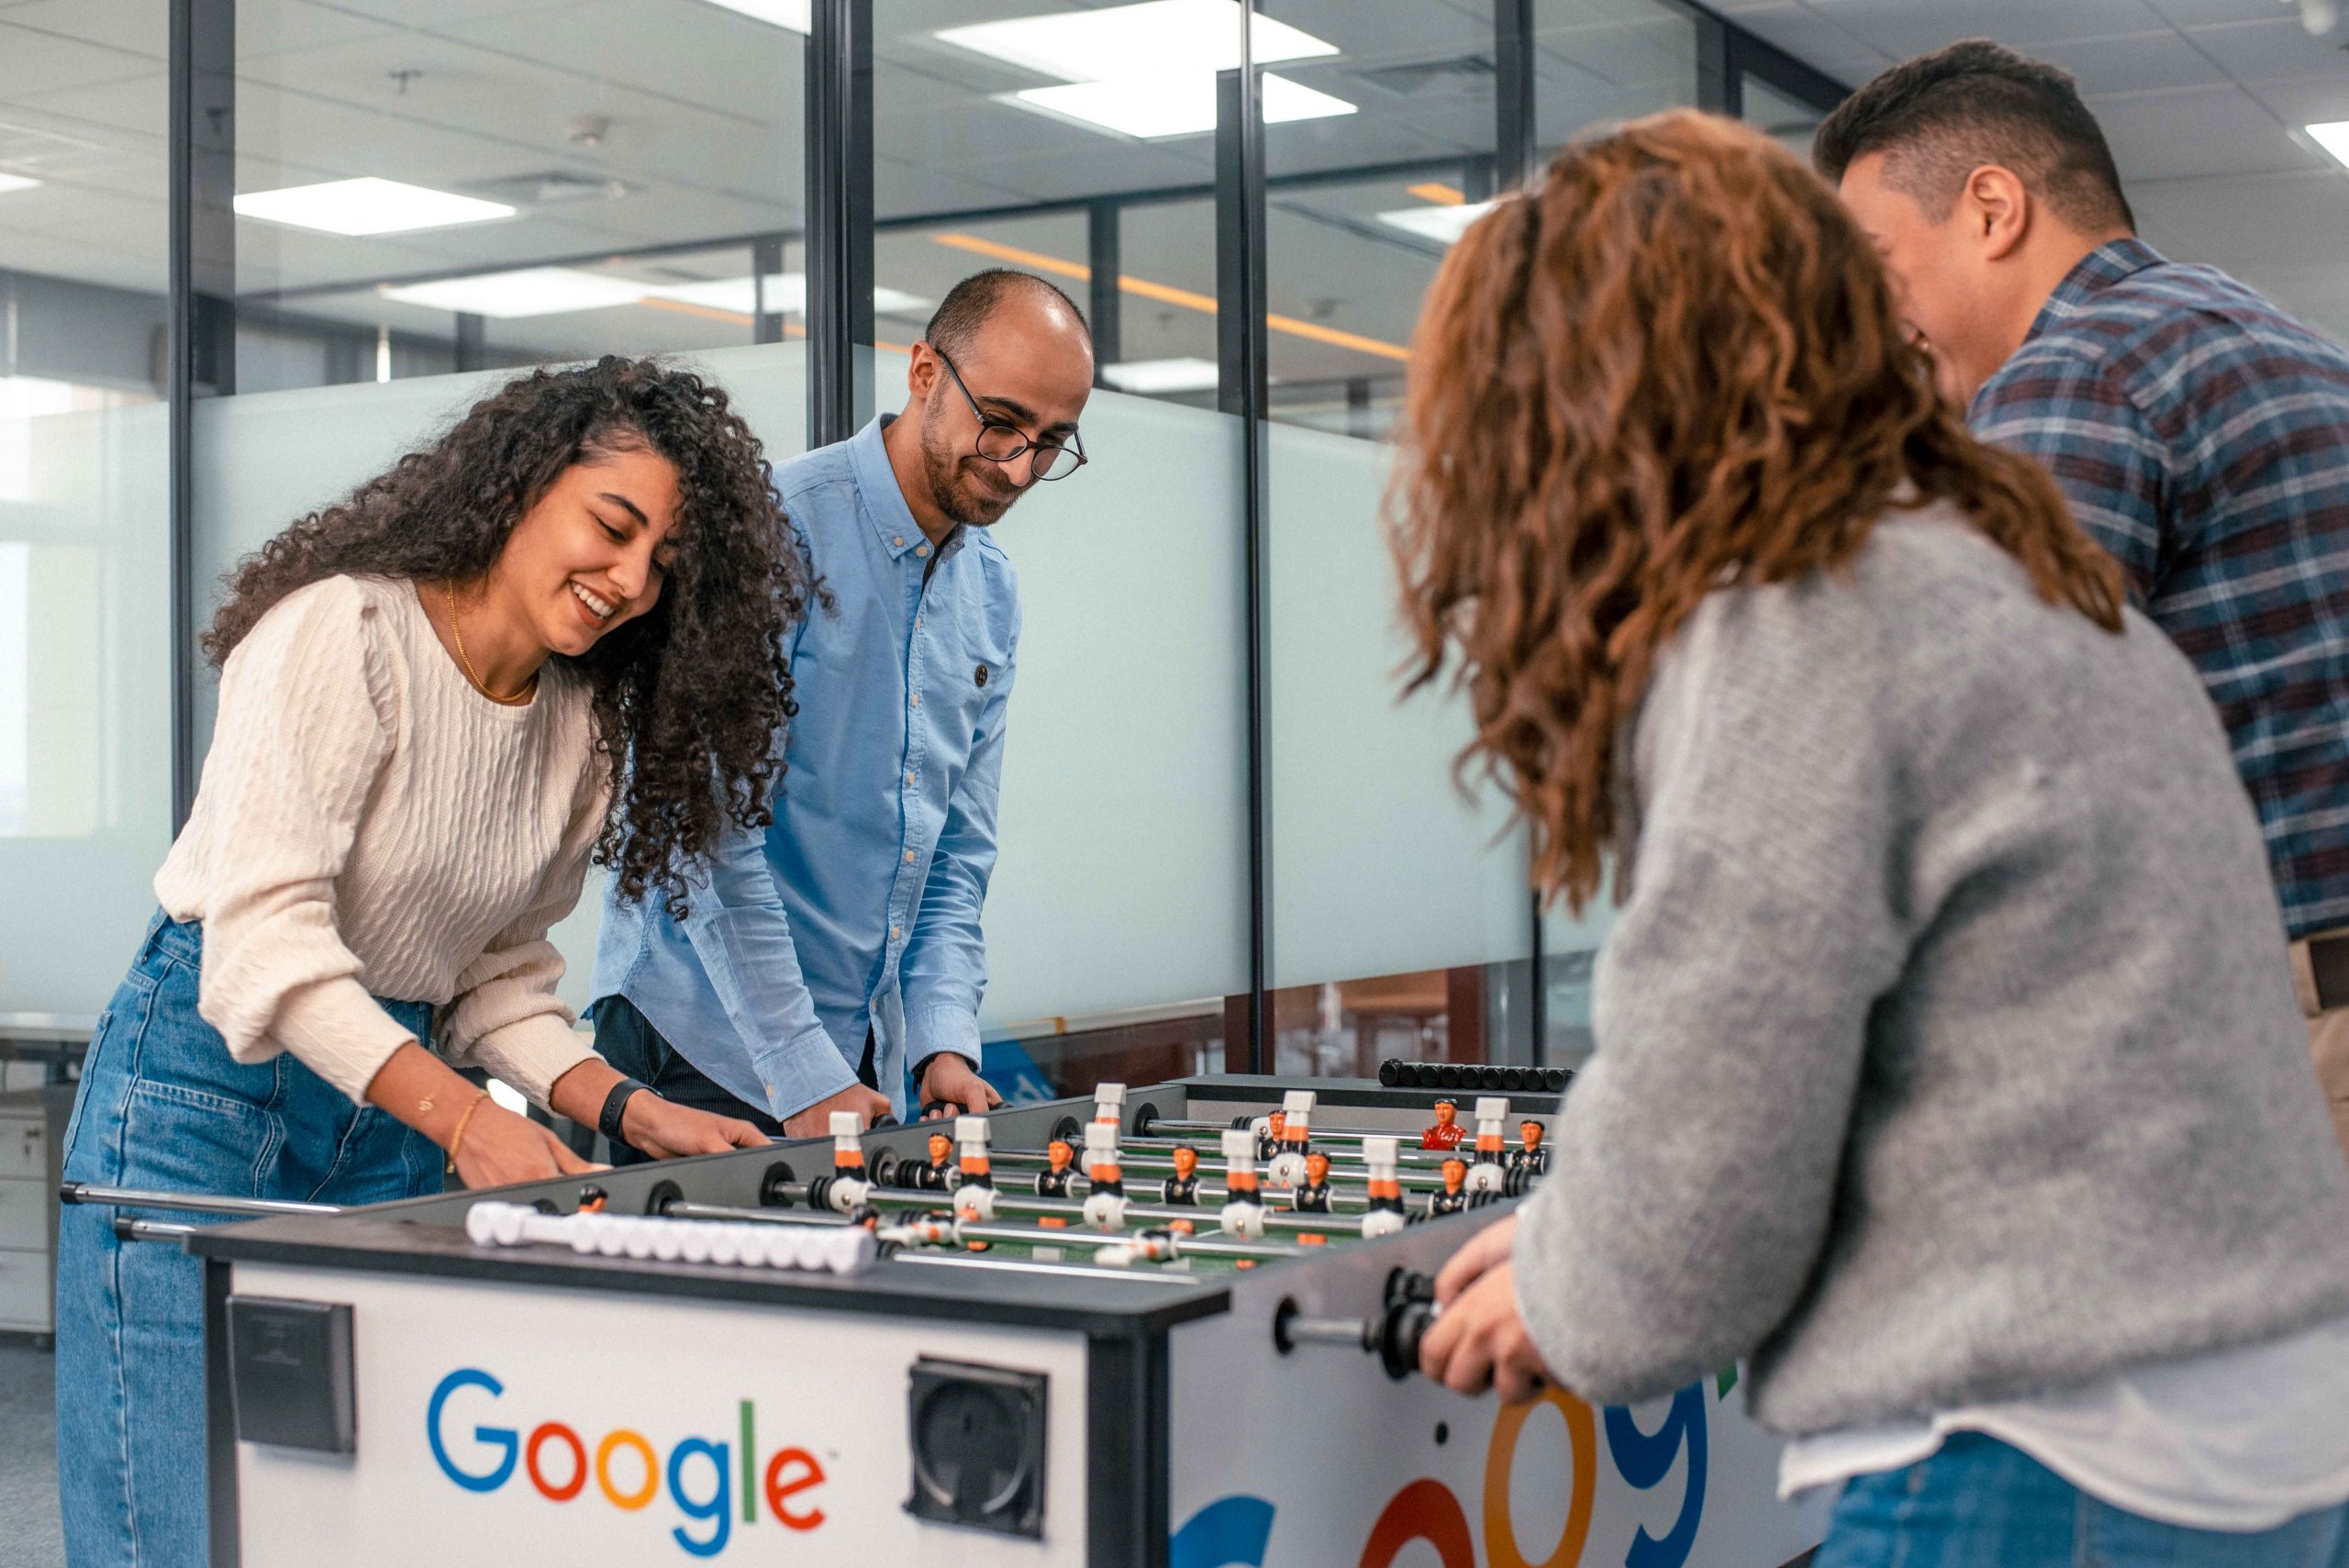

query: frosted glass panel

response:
[1265,422,1530,988]
[850,354,1252,1029]
[191,345,809,1009]
[0,398,172,1014]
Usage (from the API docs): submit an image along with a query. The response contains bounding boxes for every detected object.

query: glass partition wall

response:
[0,0,1844,1102]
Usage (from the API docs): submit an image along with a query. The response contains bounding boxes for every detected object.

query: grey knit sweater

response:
[1511,505,2349,1438]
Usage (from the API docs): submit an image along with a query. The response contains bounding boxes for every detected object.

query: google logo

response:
[1174,1376,1711,1568]
[426,1368,829,1558]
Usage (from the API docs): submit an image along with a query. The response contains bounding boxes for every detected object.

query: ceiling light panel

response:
[0,172,39,196]
[380,268,649,318]
[650,273,928,317]
[937,0,1336,81]
[1015,72,1354,139]
[1376,198,1497,245]
[235,178,515,237]
[1100,356,1221,394]
[699,0,811,33]
[2310,122,2349,170]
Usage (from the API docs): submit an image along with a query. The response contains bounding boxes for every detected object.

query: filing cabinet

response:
[0,1087,72,1345]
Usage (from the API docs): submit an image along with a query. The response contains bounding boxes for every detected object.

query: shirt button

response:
[916,616,923,628]
[910,694,921,707]
[893,535,905,547]
[906,771,917,785]
[917,544,931,558]
[904,850,916,863]
[891,925,902,940]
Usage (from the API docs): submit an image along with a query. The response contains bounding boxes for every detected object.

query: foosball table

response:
[93,1073,1832,1567]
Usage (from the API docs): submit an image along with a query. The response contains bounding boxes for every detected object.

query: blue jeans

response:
[55,913,444,1568]
[1817,1432,2349,1568]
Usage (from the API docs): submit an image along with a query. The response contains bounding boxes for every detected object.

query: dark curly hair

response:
[204,355,813,917]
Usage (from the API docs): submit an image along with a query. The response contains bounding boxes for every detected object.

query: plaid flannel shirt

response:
[1972,238,2349,940]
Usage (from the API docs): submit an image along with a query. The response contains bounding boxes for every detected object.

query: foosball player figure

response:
[1465,1096,1510,1195]
[1359,1137,1408,1239]
[1219,1129,1267,1239]
[1421,1098,1466,1152]
[1161,1143,1202,1206]
[1093,1081,1127,1131]
[1291,1150,1333,1213]
[1252,1108,1286,1163]
[1036,1138,1077,1197]
[952,1116,997,1222]
[1081,1122,1129,1231]
[1429,1157,1471,1218]
[914,1129,955,1192]
[1512,1119,1550,1177]
[1266,1089,1316,1188]
[577,1183,610,1214]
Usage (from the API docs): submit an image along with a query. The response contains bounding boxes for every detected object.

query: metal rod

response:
[60,1183,340,1218]
[954,1219,1298,1262]
[657,1200,850,1228]
[1141,1117,1544,1143]
[1283,1314,1375,1350]
[1121,1133,1471,1167]
[988,1149,1460,1191]
[115,1218,199,1244]
[887,1251,1203,1284]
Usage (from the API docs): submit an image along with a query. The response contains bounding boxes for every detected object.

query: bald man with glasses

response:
[591,269,1093,1150]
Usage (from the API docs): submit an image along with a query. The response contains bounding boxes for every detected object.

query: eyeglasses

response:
[933,347,1087,482]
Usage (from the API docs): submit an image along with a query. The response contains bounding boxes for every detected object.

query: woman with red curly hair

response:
[1407,112,2349,1564]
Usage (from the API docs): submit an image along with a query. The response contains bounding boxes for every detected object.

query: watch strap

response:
[599,1077,651,1145]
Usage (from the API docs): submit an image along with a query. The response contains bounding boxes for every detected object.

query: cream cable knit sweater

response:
[156,575,606,1106]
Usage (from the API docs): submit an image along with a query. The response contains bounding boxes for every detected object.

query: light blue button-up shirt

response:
[592,415,1019,1119]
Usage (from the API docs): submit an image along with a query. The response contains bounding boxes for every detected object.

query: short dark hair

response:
[922,268,1091,361]
[1815,39,2134,233]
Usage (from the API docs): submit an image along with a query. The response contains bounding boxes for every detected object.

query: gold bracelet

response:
[446,1090,491,1164]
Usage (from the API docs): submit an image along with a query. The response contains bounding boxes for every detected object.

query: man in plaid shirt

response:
[1820,39,2349,1162]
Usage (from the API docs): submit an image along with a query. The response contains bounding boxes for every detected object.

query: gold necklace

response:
[443,581,536,706]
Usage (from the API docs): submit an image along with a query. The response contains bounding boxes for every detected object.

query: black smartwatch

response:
[599,1077,651,1146]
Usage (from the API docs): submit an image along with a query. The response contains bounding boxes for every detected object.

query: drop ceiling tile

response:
[2091,83,2321,176]
[2127,167,2349,261]
[1706,2,1890,75]
[0,22,169,98]
[0,0,161,60]
[1802,0,2172,58]
[2185,17,2349,85]
[2040,31,2232,95]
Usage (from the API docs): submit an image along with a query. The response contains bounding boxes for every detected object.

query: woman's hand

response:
[1435,1212,1518,1304]
[451,1101,603,1190]
[621,1093,771,1160]
[1419,1262,1553,1404]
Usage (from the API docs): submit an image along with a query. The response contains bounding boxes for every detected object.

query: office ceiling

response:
[0,0,2343,393]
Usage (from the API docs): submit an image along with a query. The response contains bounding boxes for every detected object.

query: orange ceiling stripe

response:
[928,229,1410,364]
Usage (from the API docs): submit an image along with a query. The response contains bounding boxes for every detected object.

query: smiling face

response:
[486,439,681,659]
[908,290,1092,528]
[1835,150,2010,403]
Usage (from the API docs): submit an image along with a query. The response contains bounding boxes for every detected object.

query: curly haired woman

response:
[57,356,808,1567]
[1405,115,2349,1565]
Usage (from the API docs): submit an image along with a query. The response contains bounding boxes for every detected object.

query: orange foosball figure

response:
[1512,1119,1550,1177]
[1036,1138,1077,1197]
[1162,1143,1201,1206]
[915,1129,954,1192]
[1291,1150,1333,1213]
[1420,1098,1466,1152]
[1429,1157,1470,1217]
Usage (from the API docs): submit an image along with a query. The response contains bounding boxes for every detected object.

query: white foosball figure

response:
[1093,1081,1128,1132]
[1359,1136,1408,1239]
[1465,1095,1511,1195]
[826,1110,872,1211]
[1094,1229,1181,1268]
[1219,1129,1267,1239]
[1264,1088,1316,1189]
[951,1114,997,1221]
[1081,1121,1129,1230]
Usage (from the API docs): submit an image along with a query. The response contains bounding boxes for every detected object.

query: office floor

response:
[1,1338,62,1568]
